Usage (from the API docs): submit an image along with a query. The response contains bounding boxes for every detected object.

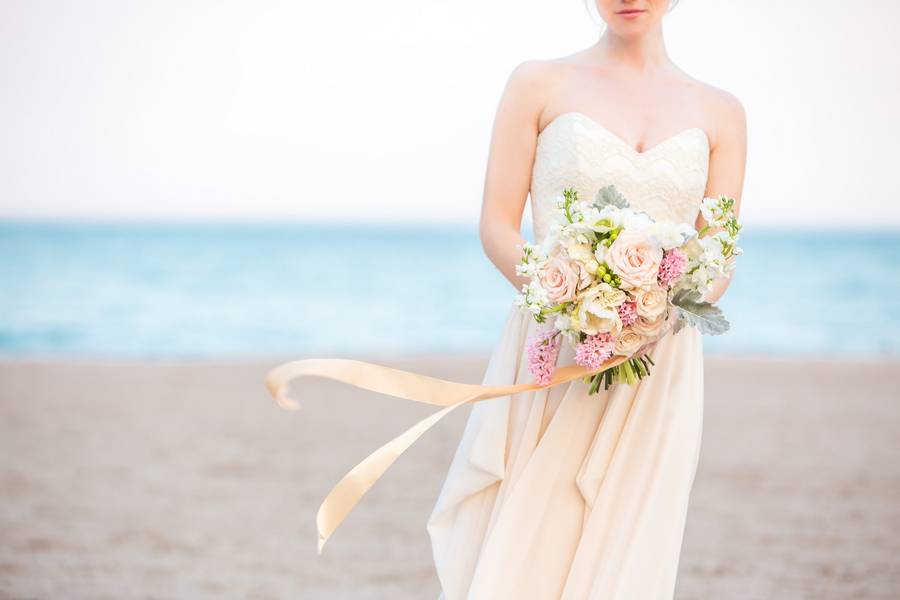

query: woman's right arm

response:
[478,60,552,291]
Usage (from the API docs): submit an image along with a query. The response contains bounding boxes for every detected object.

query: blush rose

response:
[539,254,578,303]
[605,230,664,290]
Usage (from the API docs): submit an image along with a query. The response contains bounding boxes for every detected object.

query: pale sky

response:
[2,0,899,227]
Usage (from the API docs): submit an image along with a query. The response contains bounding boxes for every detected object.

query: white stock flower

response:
[711,229,736,249]
[697,236,730,279]
[649,221,694,250]
[575,199,594,215]
[597,205,624,228]
[689,264,713,291]
[699,235,725,260]
[700,197,721,224]
[581,204,602,226]
[682,236,703,259]
[528,281,550,303]
[621,209,653,231]
[541,238,559,255]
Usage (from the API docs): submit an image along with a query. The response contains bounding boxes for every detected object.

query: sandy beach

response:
[1,355,898,599]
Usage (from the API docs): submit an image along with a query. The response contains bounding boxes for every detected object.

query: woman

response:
[426,1,747,598]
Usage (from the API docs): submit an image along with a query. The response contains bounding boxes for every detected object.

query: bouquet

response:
[262,185,742,553]
[514,185,742,394]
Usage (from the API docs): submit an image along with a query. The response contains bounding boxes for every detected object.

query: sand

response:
[1,355,899,599]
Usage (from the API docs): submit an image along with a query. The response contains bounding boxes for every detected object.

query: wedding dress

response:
[427,111,711,600]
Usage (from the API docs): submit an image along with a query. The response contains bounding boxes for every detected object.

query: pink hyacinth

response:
[657,248,688,288]
[526,327,562,385]
[618,301,638,328]
[574,332,616,371]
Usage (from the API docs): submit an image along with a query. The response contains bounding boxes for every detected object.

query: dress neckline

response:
[537,111,710,158]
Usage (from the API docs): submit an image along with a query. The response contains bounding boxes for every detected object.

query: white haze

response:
[1,0,898,228]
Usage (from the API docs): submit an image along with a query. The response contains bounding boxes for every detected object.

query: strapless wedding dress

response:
[427,111,711,600]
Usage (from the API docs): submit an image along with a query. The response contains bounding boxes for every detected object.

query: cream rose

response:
[635,286,668,319]
[605,229,663,290]
[539,254,578,303]
[572,259,598,292]
[573,290,623,337]
[631,313,667,338]
[565,238,594,264]
[598,283,627,307]
[613,330,647,356]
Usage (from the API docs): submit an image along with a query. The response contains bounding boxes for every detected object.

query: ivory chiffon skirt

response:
[427,301,704,600]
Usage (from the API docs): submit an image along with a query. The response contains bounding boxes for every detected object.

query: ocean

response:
[1,221,898,360]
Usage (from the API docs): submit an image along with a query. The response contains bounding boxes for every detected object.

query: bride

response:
[426,1,746,598]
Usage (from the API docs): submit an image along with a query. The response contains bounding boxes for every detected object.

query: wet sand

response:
[1,356,898,599]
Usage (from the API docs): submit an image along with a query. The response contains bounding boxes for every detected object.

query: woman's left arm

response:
[695,90,747,304]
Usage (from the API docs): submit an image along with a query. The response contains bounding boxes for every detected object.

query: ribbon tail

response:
[315,396,473,554]
[265,358,488,409]
[262,355,630,553]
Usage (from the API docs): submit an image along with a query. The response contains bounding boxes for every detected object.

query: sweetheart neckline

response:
[537,111,710,157]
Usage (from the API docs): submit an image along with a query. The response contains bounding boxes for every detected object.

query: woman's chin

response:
[607,23,656,39]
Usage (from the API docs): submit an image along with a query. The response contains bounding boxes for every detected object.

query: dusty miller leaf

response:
[670,289,730,336]
[593,185,629,210]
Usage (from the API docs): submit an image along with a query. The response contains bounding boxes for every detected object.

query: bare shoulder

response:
[681,75,747,149]
[702,83,746,127]
[506,58,556,86]
[697,79,745,128]
[501,58,570,109]
[507,53,580,84]
[678,74,748,203]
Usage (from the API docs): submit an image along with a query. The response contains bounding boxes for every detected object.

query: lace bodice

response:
[529,111,710,244]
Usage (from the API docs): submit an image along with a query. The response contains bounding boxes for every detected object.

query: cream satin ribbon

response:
[264,355,627,554]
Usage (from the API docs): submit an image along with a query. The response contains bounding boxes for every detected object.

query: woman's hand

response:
[635,339,658,359]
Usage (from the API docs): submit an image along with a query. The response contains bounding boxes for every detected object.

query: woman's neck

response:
[593,29,672,73]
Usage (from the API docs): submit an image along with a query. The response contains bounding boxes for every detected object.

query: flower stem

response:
[588,373,602,395]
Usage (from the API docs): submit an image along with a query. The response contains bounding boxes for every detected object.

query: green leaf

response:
[670,289,730,336]
[593,185,629,210]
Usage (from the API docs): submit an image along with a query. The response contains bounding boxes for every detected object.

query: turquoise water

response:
[1,221,898,359]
